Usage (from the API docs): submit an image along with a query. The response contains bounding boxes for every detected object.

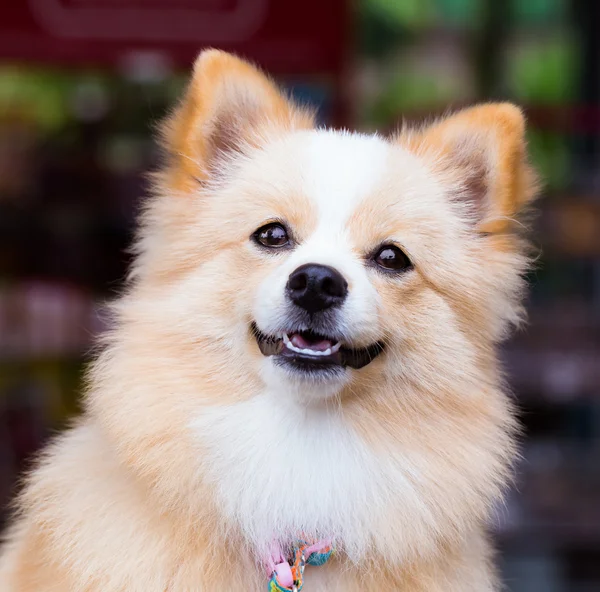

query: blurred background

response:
[0,1,599,590]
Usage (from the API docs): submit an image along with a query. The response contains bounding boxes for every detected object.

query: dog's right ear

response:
[160,49,314,191]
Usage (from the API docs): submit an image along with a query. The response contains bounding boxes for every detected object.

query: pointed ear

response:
[411,103,538,234]
[160,50,314,190]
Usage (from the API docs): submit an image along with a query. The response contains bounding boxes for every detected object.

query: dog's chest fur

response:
[191,390,426,562]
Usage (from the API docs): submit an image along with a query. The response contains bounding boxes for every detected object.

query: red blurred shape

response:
[0,0,348,75]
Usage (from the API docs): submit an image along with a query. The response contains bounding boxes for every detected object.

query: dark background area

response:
[1,2,599,590]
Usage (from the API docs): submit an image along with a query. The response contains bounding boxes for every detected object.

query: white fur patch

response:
[191,390,427,563]
[303,131,390,227]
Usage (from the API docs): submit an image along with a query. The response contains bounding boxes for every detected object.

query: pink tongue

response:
[291,333,332,352]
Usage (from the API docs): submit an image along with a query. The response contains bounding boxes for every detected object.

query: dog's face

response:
[236,131,423,397]
[226,130,478,401]
[139,51,534,405]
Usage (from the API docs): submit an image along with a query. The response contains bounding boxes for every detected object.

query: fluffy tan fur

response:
[0,50,537,591]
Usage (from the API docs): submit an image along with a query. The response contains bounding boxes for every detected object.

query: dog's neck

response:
[190,387,435,565]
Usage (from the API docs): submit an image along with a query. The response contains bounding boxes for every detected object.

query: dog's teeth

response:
[285,341,302,354]
[281,334,339,357]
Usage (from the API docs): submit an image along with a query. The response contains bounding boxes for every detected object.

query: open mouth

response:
[252,323,384,371]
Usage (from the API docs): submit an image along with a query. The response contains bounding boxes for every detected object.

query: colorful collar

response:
[267,540,333,591]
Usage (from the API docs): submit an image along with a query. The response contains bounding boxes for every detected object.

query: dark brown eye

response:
[373,245,412,272]
[253,222,290,248]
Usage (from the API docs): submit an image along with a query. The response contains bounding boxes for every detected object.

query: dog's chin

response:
[251,323,385,390]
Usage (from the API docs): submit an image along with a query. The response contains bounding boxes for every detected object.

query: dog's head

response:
[91,51,538,560]
[133,50,535,405]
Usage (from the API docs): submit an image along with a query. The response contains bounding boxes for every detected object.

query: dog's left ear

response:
[161,49,314,190]
[411,103,538,234]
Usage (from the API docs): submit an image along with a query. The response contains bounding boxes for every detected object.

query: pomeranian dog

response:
[0,50,537,591]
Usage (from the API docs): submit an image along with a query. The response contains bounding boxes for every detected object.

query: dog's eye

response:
[373,245,412,272]
[253,223,290,248]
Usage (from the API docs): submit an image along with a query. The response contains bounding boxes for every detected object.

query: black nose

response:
[286,264,348,313]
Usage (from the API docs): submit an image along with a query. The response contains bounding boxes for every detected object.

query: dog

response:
[0,50,537,591]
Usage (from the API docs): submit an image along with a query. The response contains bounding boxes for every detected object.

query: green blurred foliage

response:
[0,66,185,135]
[0,67,73,131]
[511,0,567,24]
[358,0,575,190]
[364,69,465,128]
[358,0,417,58]
[506,34,578,104]
[528,130,570,191]
[359,0,483,58]
[366,0,436,29]
[436,0,483,27]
